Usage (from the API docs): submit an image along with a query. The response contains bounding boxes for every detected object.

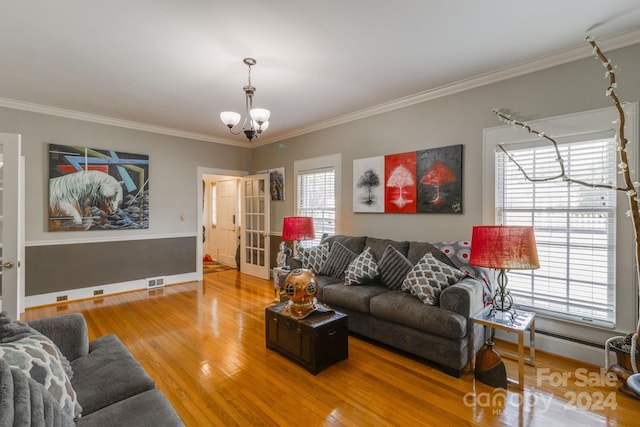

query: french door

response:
[240,174,270,279]
[0,133,23,320]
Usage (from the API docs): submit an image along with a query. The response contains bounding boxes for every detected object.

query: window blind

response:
[496,137,616,326]
[297,166,336,246]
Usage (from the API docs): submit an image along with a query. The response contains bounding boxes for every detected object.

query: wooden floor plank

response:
[23,270,640,426]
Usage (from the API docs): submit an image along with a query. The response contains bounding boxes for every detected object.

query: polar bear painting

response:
[49,170,124,231]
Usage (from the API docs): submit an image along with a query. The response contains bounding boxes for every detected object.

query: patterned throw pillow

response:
[378,245,414,289]
[345,247,379,285]
[319,241,358,279]
[0,334,82,419]
[296,243,330,273]
[402,252,467,305]
[433,240,495,304]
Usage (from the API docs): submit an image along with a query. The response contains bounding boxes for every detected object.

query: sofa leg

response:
[442,366,464,378]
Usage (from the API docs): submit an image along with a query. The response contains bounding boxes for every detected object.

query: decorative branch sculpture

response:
[494,35,640,373]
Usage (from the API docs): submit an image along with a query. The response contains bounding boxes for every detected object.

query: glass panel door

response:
[240,174,270,279]
[0,133,22,319]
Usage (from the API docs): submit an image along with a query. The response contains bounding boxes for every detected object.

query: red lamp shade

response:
[282,217,315,241]
[469,226,540,270]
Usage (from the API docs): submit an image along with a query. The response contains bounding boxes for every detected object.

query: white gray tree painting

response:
[353,156,384,212]
[48,144,149,231]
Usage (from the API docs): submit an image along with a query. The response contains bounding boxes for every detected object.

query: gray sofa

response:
[287,235,490,376]
[1,312,184,426]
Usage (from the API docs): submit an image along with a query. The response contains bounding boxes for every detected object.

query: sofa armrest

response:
[440,277,484,319]
[28,313,89,361]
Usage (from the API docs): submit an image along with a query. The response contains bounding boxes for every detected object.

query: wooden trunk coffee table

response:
[265,303,348,374]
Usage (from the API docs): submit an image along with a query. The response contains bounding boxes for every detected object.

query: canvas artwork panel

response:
[353,156,384,213]
[48,144,150,231]
[269,167,285,201]
[416,144,463,213]
[384,152,417,213]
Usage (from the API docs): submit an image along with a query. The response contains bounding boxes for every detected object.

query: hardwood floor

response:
[23,270,640,426]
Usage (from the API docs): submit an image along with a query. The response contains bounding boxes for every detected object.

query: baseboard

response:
[24,272,199,308]
[494,329,605,366]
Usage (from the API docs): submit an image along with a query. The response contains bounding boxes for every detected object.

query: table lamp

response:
[281,216,315,269]
[469,225,540,313]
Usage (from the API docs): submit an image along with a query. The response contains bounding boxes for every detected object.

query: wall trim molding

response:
[258,28,640,145]
[26,232,197,247]
[24,272,199,308]
[2,29,639,148]
[0,98,250,148]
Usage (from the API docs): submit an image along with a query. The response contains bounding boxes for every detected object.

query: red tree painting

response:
[385,152,416,213]
[416,145,463,213]
[420,161,456,207]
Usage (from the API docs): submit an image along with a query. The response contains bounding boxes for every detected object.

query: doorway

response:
[202,174,240,269]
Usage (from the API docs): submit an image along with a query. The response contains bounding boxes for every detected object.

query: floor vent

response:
[146,276,166,289]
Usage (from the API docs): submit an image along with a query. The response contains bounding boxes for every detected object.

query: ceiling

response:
[1,1,640,147]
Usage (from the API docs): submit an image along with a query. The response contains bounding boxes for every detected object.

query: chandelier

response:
[220,57,270,141]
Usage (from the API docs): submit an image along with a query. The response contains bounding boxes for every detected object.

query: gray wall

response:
[255,43,640,244]
[0,107,252,295]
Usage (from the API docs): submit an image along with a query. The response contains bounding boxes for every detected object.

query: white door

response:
[216,178,238,266]
[240,174,270,279]
[0,133,23,320]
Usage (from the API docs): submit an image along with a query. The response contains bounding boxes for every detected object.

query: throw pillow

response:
[319,241,358,279]
[433,240,495,304]
[344,247,379,285]
[401,252,466,305]
[378,245,414,289]
[0,312,73,379]
[296,243,329,273]
[0,335,82,420]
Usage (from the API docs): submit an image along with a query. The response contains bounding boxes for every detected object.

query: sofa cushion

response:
[365,237,409,261]
[407,241,458,269]
[319,241,358,279]
[314,275,343,302]
[296,243,329,273]
[323,283,389,313]
[401,253,467,305]
[369,291,467,339]
[70,334,155,415]
[344,247,380,285]
[76,389,184,427]
[321,235,367,254]
[378,245,413,289]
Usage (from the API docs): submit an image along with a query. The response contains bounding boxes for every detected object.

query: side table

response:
[471,307,535,389]
[272,267,290,301]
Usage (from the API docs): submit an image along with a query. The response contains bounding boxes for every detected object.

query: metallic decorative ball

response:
[283,268,318,318]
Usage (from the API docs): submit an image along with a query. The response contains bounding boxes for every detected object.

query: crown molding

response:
[269,27,640,144]
[1,28,638,148]
[0,97,251,148]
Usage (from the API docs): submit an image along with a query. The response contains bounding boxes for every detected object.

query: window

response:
[484,104,638,331]
[294,154,341,246]
[496,136,616,326]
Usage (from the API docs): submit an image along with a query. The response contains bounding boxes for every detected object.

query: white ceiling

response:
[1,1,639,147]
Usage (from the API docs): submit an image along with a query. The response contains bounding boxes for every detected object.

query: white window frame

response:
[483,104,638,333]
[293,154,341,246]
